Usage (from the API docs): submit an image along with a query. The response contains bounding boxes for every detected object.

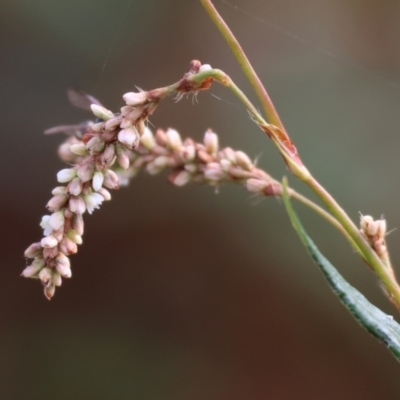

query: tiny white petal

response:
[84,192,104,214]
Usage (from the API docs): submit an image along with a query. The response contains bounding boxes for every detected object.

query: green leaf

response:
[281,177,400,362]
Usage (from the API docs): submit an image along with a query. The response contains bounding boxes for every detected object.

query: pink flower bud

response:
[219,159,231,172]
[52,271,62,287]
[146,160,165,175]
[181,145,195,162]
[117,151,130,170]
[41,235,58,248]
[374,238,387,257]
[71,214,84,235]
[102,144,116,166]
[44,284,56,300]
[39,267,53,286]
[77,163,94,183]
[367,221,379,237]
[43,246,59,260]
[103,169,119,190]
[155,129,168,146]
[91,121,105,132]
[123,91,147,106]
[204,162,225,181]
[118,127,139,149]
[24,242,43,258]
[21,259,45,278]
[204,130,219,154]
[360,215,373,233]
[98,188,112,201]
[166,128,182,150]
[69,177,83,196]
[59,237,78,255]
[46,195,67,212]
[235,151,253,170]
[69,196,86,214]
[55,253,72,278]
[86,136,105,154]
[246,178,268,193]
[170,170,191,187]
[104,116,122,131]
[136,119,145,136]
[140,128,156,149]
[52,186,67,196]
[376,219,387,238]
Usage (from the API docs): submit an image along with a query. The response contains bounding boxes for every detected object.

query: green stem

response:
[289,189,359,252]
[198,0,400,310]
[200,0,285,132]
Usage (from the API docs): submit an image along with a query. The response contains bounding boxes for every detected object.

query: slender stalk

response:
[289,189,359,251]
[200,0,285,132]
[198,0,400,309]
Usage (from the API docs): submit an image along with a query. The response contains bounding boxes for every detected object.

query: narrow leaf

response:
[281,177,400,361]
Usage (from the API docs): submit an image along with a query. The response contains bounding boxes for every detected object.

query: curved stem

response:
[200,0,286,132]
[198,0,400,309]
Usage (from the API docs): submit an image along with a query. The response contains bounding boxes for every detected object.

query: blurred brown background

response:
[2,0,400,398]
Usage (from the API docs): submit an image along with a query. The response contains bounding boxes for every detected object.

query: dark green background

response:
[2,0,400,398]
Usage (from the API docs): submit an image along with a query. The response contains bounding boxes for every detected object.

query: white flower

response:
[92,171,104,191]
[69,143,87,156]
[40,215,52,236]
[57,168,77,183]
[140,127,156,149]
[123,91,147,106]
[204,130,219,154]
[84,192,104,214]
[41,235,58,248]
[90,104,114,120]
[49,210,65,231]
[166,128,182,150]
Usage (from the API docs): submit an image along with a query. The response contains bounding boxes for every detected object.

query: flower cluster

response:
[22,61,281,299]
[359,215,388,259]
[22,88,160,299]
